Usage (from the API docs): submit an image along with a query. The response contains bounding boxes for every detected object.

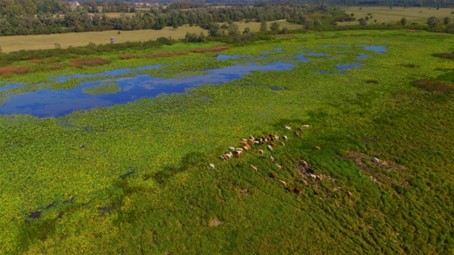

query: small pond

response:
[216,54,243,61]
[364,45,387,53]
[335,63,363,71]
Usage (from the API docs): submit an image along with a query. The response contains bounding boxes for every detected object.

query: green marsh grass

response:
[0,30,453,254]
[83,81,121,95]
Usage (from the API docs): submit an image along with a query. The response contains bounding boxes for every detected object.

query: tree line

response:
[0,1,330,36]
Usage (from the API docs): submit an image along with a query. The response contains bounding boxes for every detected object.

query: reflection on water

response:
[0,62,295,117]
[335,63,363,71]
[294,54,309,62]
[0,83,26,92]
[216,54,243,61]
[0,44,387,117]
[52,65,162,83]
[364,45,387,53]
[357,53,369,60]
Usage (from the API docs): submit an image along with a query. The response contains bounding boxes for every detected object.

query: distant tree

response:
[227,23,240,37]
[443,17,452,25]
[85,0,98,13]
[199,32,206,42]
[270,22,280,32]
[220,23,229,35]
[260,21,267,32]
[280,27,288,34]
[184,32,197,42]
[243,27,251,34]
[208,23,221,37]
[400,17,407,26]
[304,19,314,30]
[427,16,439,29]
[358,18,367,26]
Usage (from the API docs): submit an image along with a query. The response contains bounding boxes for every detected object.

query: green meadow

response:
[0,30,453,254]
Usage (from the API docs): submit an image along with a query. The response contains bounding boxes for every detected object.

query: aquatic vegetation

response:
[0,30,452,254]
[0,61,295,117]
[83,81,121,95]
[0,42,389,117]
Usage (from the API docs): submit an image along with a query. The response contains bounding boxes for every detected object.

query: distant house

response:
[69,1,80,8]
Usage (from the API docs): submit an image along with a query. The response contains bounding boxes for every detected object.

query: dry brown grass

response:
[412,79,454,93]
[70,58,112,68]
[0,66,29,77]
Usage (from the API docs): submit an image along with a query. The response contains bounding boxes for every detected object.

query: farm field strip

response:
[0,20,300,53]
[340,6,454,25]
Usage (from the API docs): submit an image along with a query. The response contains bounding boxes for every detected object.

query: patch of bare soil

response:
[344,151,410,188]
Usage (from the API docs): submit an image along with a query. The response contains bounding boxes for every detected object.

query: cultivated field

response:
[340,6,454,25]
[0,25,205,53]
[0,21,301,53]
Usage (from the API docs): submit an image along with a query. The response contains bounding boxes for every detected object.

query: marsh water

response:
[0,45,387,117]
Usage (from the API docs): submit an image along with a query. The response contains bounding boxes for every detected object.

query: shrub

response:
[400,17,407,26]
[270,22,280,32]
[427,17,439,30]
[260,21,267,32]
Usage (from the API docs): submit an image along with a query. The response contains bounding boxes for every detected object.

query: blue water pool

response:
[0,62,295,117]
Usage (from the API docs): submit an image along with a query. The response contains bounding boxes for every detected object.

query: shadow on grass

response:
[432,52,454,59]
[412,79,454,93]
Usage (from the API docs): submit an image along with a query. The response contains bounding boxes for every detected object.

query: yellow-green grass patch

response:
[339,6,454,25]
[0,25,206,53]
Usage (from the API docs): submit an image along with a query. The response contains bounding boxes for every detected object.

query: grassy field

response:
[0,30,453,254]
[0,25,205,53]
[340,6,454,25]
[0,21,300,53]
